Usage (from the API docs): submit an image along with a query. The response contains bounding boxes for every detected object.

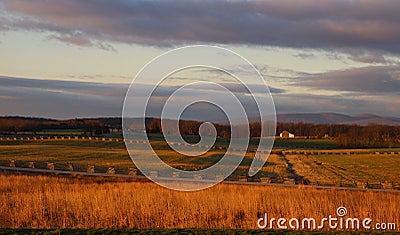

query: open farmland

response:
[284,152,400,187]
[0,135,399,187]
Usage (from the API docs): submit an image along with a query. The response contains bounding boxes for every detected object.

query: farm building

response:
[280,130,295,139]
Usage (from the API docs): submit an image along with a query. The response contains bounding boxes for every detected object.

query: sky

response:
[0,0,399,120]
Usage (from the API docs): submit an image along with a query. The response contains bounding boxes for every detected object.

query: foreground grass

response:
[0,174,398,231]
[0,228,396,235]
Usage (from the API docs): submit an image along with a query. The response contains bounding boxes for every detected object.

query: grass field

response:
[0,136,399,185]
[286,153,400,186]
[0,174,398,231]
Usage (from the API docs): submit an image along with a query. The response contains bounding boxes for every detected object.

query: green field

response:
[0,135,399,186]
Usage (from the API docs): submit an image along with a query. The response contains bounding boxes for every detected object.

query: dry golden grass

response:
[286,154,400,186]
[0,174,399,230]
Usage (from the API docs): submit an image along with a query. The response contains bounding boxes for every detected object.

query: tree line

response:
[0,117,111,136]
[1,117,399,148]
[147,119,400,148]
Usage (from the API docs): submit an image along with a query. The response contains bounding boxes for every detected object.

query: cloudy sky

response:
[0,0,399,120]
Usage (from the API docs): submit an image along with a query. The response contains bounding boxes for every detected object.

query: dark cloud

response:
[272,92,400,117]
[293,66,400,93]
[0,76,127,96]
[345,50,387,64]
[0,76,283,119]
[1,75,399,119]
[1,0,400,52]
[0,76,127,118]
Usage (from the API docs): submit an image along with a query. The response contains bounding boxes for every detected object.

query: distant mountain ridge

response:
[277,112,400,126]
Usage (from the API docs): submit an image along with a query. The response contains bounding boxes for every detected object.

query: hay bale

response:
[128,167,137,176]
[381,181,393,190]
[27,162,35,169]
[283,179,296,185]
[215,175,224,181]
[150,171,158,178]
[355,181,367,189]
[46,162,55,170]
[238,176,248,182]
[66,163,74,171]
[366,182,383,189]
[193,174,202,180]
[9,159,16,167]
[106,167,116,174]
[87,165,95,173]
[260,177,272,183]
[172,172,180,178]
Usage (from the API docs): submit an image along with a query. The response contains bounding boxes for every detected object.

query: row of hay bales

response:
[374,151,400,155]
[0,136,125,142]
[6,159,229,181]
[5,160,399,189]
[7,159,134,175]
[0,136,231,151]
[283,150,400,156]
[309,180,399,190]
